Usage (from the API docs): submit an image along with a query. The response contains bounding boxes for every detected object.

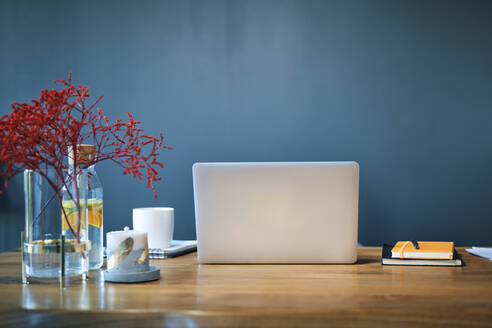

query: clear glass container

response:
[86,164,103,269]
[23,168,89,280]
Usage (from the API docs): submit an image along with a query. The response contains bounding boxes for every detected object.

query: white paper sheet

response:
[466,247,492,261]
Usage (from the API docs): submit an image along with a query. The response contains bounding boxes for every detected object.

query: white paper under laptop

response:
[193,162,359,264]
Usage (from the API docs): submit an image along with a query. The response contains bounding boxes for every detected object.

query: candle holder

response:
[104,227,160,283]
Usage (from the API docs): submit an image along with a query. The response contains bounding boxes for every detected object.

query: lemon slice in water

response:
[62,199,103,230]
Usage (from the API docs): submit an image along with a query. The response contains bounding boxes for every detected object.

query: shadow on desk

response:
[355,258,380,265]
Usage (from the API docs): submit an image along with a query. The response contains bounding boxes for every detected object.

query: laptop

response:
[192,162,359,264]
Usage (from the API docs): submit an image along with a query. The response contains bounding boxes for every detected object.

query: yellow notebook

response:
[391,241,454,260]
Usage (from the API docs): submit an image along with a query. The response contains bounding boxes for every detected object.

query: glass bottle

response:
[86,163,103,269]
[60,168,90,276]
[63,144,103,270]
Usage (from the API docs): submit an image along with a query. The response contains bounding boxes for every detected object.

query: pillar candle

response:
[106,226,147,252]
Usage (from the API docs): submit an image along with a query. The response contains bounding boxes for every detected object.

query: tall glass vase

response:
[23,168,90,283]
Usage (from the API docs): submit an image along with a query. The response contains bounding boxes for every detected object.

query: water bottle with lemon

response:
[63,145,104,270]
[85,163,103,269]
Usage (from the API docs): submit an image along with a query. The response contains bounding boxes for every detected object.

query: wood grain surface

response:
[0,247,491,327]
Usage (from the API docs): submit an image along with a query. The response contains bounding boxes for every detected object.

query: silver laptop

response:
[193,162,359,264]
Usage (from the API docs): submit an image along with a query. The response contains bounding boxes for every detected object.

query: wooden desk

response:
[0,247,491,327]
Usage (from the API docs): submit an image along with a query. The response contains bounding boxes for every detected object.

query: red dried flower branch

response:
[0,73,172,241]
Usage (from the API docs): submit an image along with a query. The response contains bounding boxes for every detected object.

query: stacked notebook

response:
[381,241,463,266]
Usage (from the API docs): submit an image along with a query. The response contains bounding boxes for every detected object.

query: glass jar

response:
[23,168,89,282]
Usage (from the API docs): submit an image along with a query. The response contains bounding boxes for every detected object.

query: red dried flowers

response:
[0,73,171,240]
[0,73,171,196]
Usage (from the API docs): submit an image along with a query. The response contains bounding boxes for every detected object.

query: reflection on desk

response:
[0,247,491,327]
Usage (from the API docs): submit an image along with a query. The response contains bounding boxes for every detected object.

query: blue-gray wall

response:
[1,0,491,251]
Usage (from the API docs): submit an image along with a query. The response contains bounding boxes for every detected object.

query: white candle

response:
[106,226,148,252]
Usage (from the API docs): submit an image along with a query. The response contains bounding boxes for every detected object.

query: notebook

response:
[382,244,463,267]
[149,240,197,259]
[391,241,454,260]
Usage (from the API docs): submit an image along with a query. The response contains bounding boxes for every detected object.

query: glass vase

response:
[23,168,90,284]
